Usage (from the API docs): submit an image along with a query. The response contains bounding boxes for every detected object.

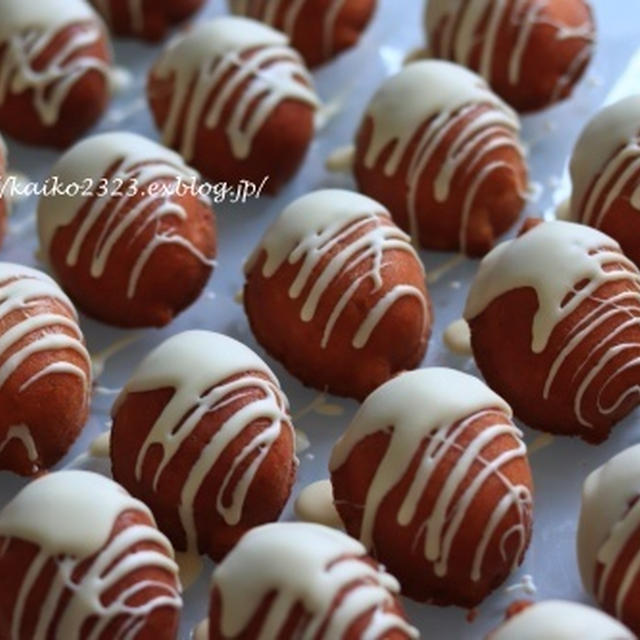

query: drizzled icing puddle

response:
[89,431,111,458]
[292,393,345,421]
[505,573,537,595]
[175,552,204,592]
[527,433,555,456]
[295,429,311,454]
[427,254,466,285]
[315,96,343,131]
[294,480,343,530]
[91,333,142,380]
[444,318,472,356]
[325,145,355,173]
[192,619,209,640]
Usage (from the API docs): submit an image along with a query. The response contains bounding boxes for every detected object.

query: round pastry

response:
[577,443,640,635]
[208,522,418,639]
[0,135,7,247]
[228,0,378,68]
[147,16,319,195]
[425,0,596,112]
[111,330,297,562]
[91,0,205,41]
[0,0,112,148]
[329,367,533,606]
[570,96,640,267]
[353,60,527,256]
[0,470,181,639]
[0,262,91,476]
[464,219,640,443]
[244,189,432,401]
[487,600,635,639]
[37,132,217,328]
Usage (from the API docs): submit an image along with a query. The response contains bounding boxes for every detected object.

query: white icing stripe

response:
[0,261,91,393]
[152,16,318,163]
[0,471,180,639]
[37,132,215,300]
[426,0,595,101]
[246,189,428,351]
[359,61,524,252]
[0,0,109,127]
[211,522,418,640]
[570,96,640,231]
[113,331,295,554]
[20,361,88,392]
[330,369,531,581]
[491,600,634,640]
[465,220,640,429]
[0,425,38,467]
[230,0,349,60]
[92,0,145,33]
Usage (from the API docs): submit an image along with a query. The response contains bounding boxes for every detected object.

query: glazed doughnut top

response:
[490,600,635,640]
[152,16,319,162]
[0,0,98,37]
[570,95,640,226]
[330,367,531,582]
[360,60,519,179]
[0,0,109,126]
[245,189,428,350]
[112,330,294,552]
[211,522,419,639]
[0,470,180,638]
[37,131,214,300]
[578,443,640,603]
[358,59,522,248]
[464,220,635,353]
[0,470,153,556]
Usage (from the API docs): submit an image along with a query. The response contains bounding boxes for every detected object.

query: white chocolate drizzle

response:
[0,263,91,468]
[0,470,181,639]
[0,0,110,127]
[425,0,595,105]
[359,60,524,252]
[112,330,296,553]
[0,425,38,468]
[491,600,634,640]
[578,444,640,620]
[37,132,215,300]
[211,522,419,640]
[230,0,349,60]
[465,220,640,428]
[151,16,318,163]
[245,189,429,350]
[329,368,531,582]
[570,96,640,230]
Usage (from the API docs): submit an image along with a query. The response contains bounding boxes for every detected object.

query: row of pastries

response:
[0,0,639,638]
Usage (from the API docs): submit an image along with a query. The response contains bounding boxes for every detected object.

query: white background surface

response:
[2,0,640,638]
